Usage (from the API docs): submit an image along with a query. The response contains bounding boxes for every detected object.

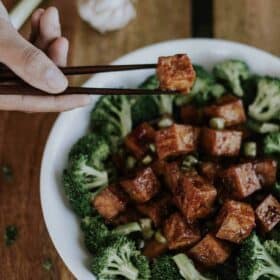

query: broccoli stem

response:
[114,222,141,235]
[107,254,139,280]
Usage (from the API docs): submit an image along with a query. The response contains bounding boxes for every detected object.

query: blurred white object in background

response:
[77,0,136,33]
[9,0,43,30]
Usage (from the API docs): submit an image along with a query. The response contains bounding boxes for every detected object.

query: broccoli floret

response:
[249,77,280,122]
[237,232,280,280]
[63,135,112,217]
[81,216,110,254]
[173,253,212,280]
[213,59,250,97]
[151,255,183,280]
[91,235,150,280]
[91,95,133,149]
[63,170,95,217]
[132,95,158,125]
[175,65,225,106]
[264,240,280,265]
[264,132,280,154]
[69,134,111,170]
[133,75,175,121]
[139,75,159,90]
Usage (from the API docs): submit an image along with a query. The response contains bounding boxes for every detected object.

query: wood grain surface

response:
[0,0,191,279]
[214,0,280,55]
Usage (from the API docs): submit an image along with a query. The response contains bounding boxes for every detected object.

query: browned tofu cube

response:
[163,212,201,250]
[201,128,242,157]
[137,193,173,226]
[204,95,246,126]
[155,124,198,160]
[124,122,156,159]
[175,173,217,223]
[215,200,255,243]
[255,195,280,232]
[93,185,128,220]
[120,167,160,203]
[253,159,278,188]
[188,234,231,267]
[199,162,221,183]
[180,105,202,125]
[157,54,196,94]
[221,163,261,199]
[163,161,181,193]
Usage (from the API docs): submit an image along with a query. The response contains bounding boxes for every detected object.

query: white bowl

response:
[40,38,280,280]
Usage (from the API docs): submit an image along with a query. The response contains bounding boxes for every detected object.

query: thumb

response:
[0,18,68,93]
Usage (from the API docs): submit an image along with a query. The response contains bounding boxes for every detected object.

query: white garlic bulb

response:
[78,0,136,34]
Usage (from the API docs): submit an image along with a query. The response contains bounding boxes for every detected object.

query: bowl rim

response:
[40,38,280,279]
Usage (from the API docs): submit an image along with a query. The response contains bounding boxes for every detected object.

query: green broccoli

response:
[63,170,95,217]
[264,240,280,265]
[139,75,159,90]
[175,65,225,106]
[91,95,133,149]
[213,59,250,97]
[91,235,150,280]
[173,253,212,280]
[81,216,110,254]
[264,132,280,154]
[132,95,158,125]
[113,222,142,235]
[139,75,175,115]
[237,232,280,280]
[249,77,280,122]
[63,134,112,217]
[151,255,183,280]
[69,134,110,170]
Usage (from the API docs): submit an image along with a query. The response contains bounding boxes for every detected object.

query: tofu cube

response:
[157,54,196,94]
[120,167,160,203]
[199,161,221,183]
[253,159,278,188]
[175,173,217,223]
[143,239,168,259]
[255,195,280,232]
[124,122,155,159]
[93,185,128,220]
[137,193,172,226]
[163,212,201,250]
[201,128,242,157]
[155,124,198,160]
[215,200,255,243]
[180,105,202,125]
[188,234,231,267]
[163,161,181,193]
[204,95,246,126]
[221,163,261,199]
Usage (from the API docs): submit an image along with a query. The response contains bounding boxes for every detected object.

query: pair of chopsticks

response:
[0,64,174,96]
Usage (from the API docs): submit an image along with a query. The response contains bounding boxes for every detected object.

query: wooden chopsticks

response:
[0,64,157,81]
[0,63,175,96]
[0,85,175,96]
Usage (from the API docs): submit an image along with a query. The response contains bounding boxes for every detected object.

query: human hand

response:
[0,3,90,112]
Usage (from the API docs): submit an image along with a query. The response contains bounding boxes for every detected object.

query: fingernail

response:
[45,67,68,93]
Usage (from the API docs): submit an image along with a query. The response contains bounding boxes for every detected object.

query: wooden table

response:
[0,0,279,279]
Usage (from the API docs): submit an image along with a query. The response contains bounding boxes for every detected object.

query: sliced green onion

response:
[155,230,167,244]
[114,222,141,235]
[148,143,156,153]
[243,142,257,157]
[158,117,174,128]
[142,155,153,165]
[140,218,154,240]
[181,155,199,171]
[209,117,225,130]
[126,156,136,169]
